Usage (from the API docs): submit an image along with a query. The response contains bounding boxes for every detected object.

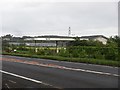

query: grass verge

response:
[2,52,119,67]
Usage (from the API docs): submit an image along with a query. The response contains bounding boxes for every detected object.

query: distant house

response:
[80,35,108,44]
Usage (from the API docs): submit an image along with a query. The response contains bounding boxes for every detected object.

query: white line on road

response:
[61,67,119,77]
[8,80,16,84]
[3,60,119,77]
[25,63,119,77]
[0,70,60,88]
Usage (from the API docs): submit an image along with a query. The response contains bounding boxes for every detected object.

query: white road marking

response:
[20,62,119,77]
[3,60,119,77]
[60,67,119,77]
[5,83,10,88]
[0,70,58,88]
[8,80,16,84]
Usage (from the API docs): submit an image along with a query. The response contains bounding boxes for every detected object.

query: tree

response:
[107,36,119,47]
[2,34,13,39]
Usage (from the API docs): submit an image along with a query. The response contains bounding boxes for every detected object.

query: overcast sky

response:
[0,0,118,37]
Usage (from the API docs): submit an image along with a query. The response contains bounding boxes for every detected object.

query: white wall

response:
[93,37,107,44]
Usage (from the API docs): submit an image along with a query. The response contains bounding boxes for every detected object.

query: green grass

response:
[2,52,119,67]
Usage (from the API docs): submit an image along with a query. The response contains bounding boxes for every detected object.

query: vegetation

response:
[2,52,119,67]
[1,35,120,67]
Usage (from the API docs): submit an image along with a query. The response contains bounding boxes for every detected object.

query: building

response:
[24,35,75,47]
[80,35,108,45]
[2,35,108,46]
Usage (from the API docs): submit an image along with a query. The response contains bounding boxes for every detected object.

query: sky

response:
[0,0,119,37]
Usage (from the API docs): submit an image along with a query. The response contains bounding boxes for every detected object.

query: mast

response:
[68,27,71,36]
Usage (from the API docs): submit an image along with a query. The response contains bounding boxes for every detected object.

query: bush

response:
[59,48,70,57]
[67,46,118,61]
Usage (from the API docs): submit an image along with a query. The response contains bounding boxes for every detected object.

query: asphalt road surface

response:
[1,55,119,89]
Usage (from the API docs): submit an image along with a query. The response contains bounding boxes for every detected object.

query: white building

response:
[80,35,108,45]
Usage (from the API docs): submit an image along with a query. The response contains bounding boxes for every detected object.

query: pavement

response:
[0,55,119,89]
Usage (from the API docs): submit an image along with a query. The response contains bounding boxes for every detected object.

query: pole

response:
[56,41,59,53]
[35,40,38,53]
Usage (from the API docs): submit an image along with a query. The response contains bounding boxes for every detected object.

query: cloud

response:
[1,1,118,37]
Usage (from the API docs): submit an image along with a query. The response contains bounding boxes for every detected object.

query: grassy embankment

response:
[2,52,119,67]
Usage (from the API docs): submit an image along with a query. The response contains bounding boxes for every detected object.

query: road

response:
[0,55,119,89]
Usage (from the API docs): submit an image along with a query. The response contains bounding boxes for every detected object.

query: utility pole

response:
[68,27,71,36]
